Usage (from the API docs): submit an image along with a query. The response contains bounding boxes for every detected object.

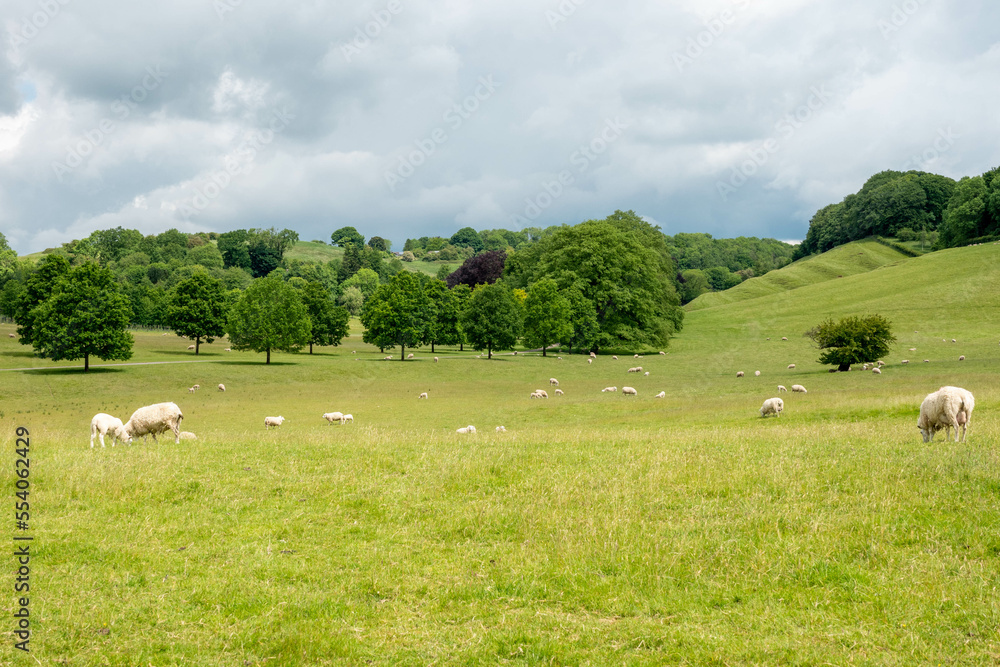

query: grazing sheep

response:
[264,416,285,429]
[535,389,549,398]
[627,366,643,373]
[495,425,507,432]
[754,371,761,377]
[588,358,593,364]
[924,359,930,363]
[456,425,476,434]
[759,397,784,418]
[90,413,125,448]
[187,345,195,350]
[188,387,196,393]
[909,348,917,352]
[777,385,787,392]
[901,360,909,364]
[602,386,618,393]
[119,402,184,444]
[655,391,665,398]
[322,412,345,424]
[644,371,650,376]
[612,356,618,360]
[781,337,788,341]
[862,364,869,371]
[918,386,975,442]
[787,364,795,369]
[622,386,637,396]
[550,378,559,386]
[736,371,745,378]
[791,385,807,393]
[7,333,14,338]
[193,385,200,390]
[634,354,639,358]
[529,391,541,399]
[555,388,564,396]
[343,414,354,423]
[418,392,428,399]
[224,348,231,352]
[590,352,596,358]
[952,339,957,343]
[959,355,965,361]
[659,351,665,355]
[407,353,414,359]
[434,357,439,362]
[218,384,226,392]
[877,360,885,366]
[872,367,882,374]
[179,431,197,440]
[384,356,392,360]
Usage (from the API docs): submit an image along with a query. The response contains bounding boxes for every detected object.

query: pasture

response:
[1,242,999,664]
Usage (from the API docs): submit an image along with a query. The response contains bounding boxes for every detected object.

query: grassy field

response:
[1,243,999,664]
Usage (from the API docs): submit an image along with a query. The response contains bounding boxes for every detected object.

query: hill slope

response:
[687,240,910,311]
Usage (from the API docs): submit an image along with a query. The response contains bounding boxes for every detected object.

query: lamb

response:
[622,386,637,396]
[627,366,643,373]
[118,402,184,444]
[434,357,439,362]
[218,384,226,392]
[343,414,354,423]
[534,389,549,398]
[550,378,559,386]
[777,385,787,392]
[90,413,125,448]
[781,337,788,341]
[530,391,541,399]
[264,416,285,429]
[877,360,885,367]
[791,385,807,393]
[918,386,975,442]
[901,360,909,364]
[188,387,196,393]
[555,388,564,396]
[655,391,665,398]
[179,431,197,440]
[322,412,345,424]
[736,371,745,378]
[659,351,665,355]
[418,392,428,399]
[192,385,199,389]
[588,358,593,364]
[224,348,231,352]
[644,371,650,376]
[759,397,784,418]
[754,371,761,377]
[872,367,881,374]
[7,333,14,338]
[590,352,596,358]
[456,425,476,434]
[602,386,618,393]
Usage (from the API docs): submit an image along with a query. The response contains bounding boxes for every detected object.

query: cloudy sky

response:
[1,0,998,254]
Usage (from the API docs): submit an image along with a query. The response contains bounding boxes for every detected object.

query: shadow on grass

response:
[21,366,126,375]
[154,350,224,357]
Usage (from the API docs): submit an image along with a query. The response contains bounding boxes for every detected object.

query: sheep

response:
[754,371,761,377]
[924,359,930,363]
[791,385,807,393]
[872,367,881,374]
[456,425,476,434]
[264,416,285,429]
[495,425,507,432]
[218,384,226,392]
[659,351,665,355]
[343,414,354,424]
[590,352,596,358]
[952,339,957,343]
[612,356,618,360]
[909,348,917,352]
[187,345,195,350]
[322,412,345,424]
[655,391,665,398]
[118,402,184,444]
[555,388,564,396]
[407,353,414,359]
[862,364,869,371]
[90,413,125,448]
[602,386,618,393]
[7,333,14,338]
[530,391,541,399]
[418,392,428,399]
[384,356,392,360]
[877,360,885,367]
[787,364,795,369]
[588,358,593,364]
[643,371,650,377]
[535,389,549,398]
[188,387,196,393]
[736,371,745,378]
[901,360,909,364]
[959,355,965,361]
[550,378,559,386]
[193,385,199,390]
[777,385,787,392]
[634,354,639,358]
[179,431,197,440]
[224,348,231,352]
[627,366,643,373]
[622,386,637,396]
[781,337,788,341]
[759,397,784,418]
[434,357,439,362]
[918,386,975,442]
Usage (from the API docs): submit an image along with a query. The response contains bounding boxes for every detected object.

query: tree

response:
[339,286,364,315]
[360,270,432,359]
[460,281,523,359]
[449,227,484,252]
[30,263,133,371]
[560,284,599,355]
[227,274,312,364]
[0,231,17,286]
[938,176,988,248]
[297,281,350,353]
[679,269,710,304]
[341,267,380,299]
[522,278,571,356]
[446,249,507,288]
[8,254,71,346]
[331,226,365,249]
[367,236,390,253]
[423,279,462,352]
[451,283,472,351]
[218,230,253,271]
[167,272,228,354]
[806,315,896,372]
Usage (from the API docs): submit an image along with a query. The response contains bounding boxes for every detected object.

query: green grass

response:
[2,243,1000,664]
[284,241,461,278]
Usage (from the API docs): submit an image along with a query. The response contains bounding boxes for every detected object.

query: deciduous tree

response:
[167,272,228,354]
[227,274,311,364]
[360,270,432,360]
[460,282,523,359]
[806,314,895,372]
[522,278,571,356]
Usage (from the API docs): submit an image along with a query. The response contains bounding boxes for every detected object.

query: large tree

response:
[360,270,432,359]
[460,281,523,359]
[806,314,896,372]
[297,281,350,353]
[227,274,312,364]
[522,278,571,357]
[446,249,507,289]
[8,254,71,347]
[30,262,134,372]
[331,226,365,249]
[167,272,229,354]
[423,278,462,353]
[560,284,599,355]
[449,227,484,252]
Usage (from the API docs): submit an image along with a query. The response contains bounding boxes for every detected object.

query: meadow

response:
[1,242,999,664]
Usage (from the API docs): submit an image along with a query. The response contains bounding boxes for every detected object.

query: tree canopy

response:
[167,272,228,354]
[806,314,896,372]
[446,250,507,289]
[331,226,365,249]
[360,270,432,359]
[522,278,572,356]
[460,281,523,359]
[227,273,311,363]
[297,281,350,353]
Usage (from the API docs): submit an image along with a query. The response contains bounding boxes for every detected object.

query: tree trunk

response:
[310,343,313,354]
[195,336,201,355]
[542,343,547,357]
[266,348,271,364]
[460,343,464,351]
[488,345,492,359]
[84,353,89,372]
[837,362,850,372]
[431,341,435,353]
[401,345,405,361]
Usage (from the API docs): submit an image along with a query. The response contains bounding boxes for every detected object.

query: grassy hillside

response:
[687,239,910,310]
[1,244,998,664]
[285,240,461,278]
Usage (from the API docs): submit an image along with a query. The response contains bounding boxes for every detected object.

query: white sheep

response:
[952,339,957,343]
[456,425,476,434]
[655,391,665,398]
[590,352,596,358]
[959,355,965,361]
[264,416,285,429]
[218,384,226,391]
[777,385,787,392]
[343,414,354,423]
[901,360,909,364]
[622,386,637,396]
[736,371,745,378]
[119,402,184,444]
[644,371,650,376]
[555,388,564,396]
[781,337,788,341]
[418,392,428,399]
[588,358,593,364]
[787,364,795,369]
[754,371,761,377]
[179,431,197,440]
[192,385,199,390]
[188,387,196,393]
[384,356,392,360]
[612,355,618,360]
[602,386,618,393]
[550,378,559,386]
[90,413,125,448]
[187,345,195,350]
[659,351,665,355]
[918,386,975,442]
[872,367,882,374]
[8,333,14,338]
[322,412,345,424]
[924,359,930,363]
[634,354,639,358]
[759,397,784,418]
[407,353,414,359]
[224,348,231,352]
[529,391,541,399]
[877,360,885,367]
[434,357,439,362]
[535,389,549,398]
[791,385,807,393]
[495,425,507,432]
